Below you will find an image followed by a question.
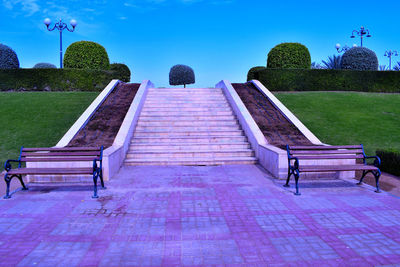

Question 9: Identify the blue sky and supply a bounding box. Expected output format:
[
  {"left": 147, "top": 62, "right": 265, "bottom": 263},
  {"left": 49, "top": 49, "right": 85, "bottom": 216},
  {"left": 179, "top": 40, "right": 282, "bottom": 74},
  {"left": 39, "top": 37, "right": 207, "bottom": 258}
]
[{"left": 1, "top": 0, "right": 400, "bottom": 87}]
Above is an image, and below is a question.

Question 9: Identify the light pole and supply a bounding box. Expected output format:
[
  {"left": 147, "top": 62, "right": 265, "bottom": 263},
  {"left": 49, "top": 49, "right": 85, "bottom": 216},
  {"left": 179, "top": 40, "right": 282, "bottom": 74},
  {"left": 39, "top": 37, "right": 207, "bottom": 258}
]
[
  {"left": 335, "top": 43, "right": 357, "bottom": 53},
  {"left": 384, "top": 50, "right": 398, "bottom": 70},
  {"left": 44, "top": 18, "right": 77, "bottom": 68},
  {"left": 350, "top": 26, "right": 371, "bottom": 47}
]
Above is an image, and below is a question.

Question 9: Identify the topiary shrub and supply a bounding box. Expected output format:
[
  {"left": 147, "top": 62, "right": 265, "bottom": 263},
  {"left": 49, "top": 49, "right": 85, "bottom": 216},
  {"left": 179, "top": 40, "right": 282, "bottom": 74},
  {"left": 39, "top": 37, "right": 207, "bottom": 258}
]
[
  {"left": 63, "top": 41, "right": 110, "bottom": 70},
  {"left": 340, "top": 47, "right": 378, "bottom": 71},
  {"left": 267, "top": 43, "right": 311, "bottom": 69},
  {"left": 110, "top": 63, "right": 131, "bottom": 82},
  {"left": 0, "top": 44, "right": 19, "bottom": 69},
  {"left": 247, "top": 66, "right": 266, "bottom": 81},
  {"left": 33, "top": 62, "right": 57, "bottom": 69},
  {"left": 169, "top": 64, "right": 195, "bottom": 88}
]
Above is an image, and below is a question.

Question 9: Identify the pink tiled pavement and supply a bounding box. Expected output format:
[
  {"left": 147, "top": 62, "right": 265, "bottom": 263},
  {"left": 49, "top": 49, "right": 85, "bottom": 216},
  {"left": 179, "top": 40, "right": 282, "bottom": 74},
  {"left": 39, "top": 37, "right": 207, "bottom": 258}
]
[{"left": 1, "top": 164, "right": 400, "bottom": 266}]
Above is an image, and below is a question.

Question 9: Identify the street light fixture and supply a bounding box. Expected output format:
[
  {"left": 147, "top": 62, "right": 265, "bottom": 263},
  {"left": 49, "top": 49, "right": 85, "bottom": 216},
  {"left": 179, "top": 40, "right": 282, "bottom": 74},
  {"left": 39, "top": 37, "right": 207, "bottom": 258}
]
[
  {"left": 44, "top": 18, "right": 77, "bottom": 68},
  {"left": 350, "top": 26, "right": 371, "bottom": 47},
  {"left": 335, "top": 43, "right": 357, "bottom": 53},
  {"left": 384, "top": 50, "right": 398, "bottom": 70}
]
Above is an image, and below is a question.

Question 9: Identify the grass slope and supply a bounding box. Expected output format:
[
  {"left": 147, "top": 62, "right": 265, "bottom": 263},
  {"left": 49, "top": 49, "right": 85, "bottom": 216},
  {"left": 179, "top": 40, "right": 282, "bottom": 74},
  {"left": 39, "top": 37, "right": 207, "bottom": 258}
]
[
  {"left": 0, "top": 92, "right": 98, "bottom": 166},
  {"left": 275, "top": 92, "right": 400, "bottom": 155}
]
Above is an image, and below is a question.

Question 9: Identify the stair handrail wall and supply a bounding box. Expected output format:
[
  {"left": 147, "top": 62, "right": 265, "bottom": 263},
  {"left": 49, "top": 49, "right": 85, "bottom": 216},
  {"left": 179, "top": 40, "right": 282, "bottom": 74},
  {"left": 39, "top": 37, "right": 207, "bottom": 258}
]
[
  {"left": 250, "top": 80, "right": 322, "bottom": 145},
  {"left": 216, "top": 80, "right": 267, "bottom": 158},
  {"left": 218, "top": 80, "right": 296, "bottom": 178},
  {"left": 102, "top": 80, "right": 154, "bottom": 180},
  {"left": 56, "top": 79, "right": 120, "bottom": 147}
]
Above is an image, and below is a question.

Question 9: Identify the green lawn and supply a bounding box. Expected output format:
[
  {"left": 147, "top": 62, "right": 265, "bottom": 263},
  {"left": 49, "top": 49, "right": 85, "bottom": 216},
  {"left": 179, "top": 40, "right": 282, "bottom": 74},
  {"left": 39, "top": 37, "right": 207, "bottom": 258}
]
[
  {"left": 0, "top": 92, "right": 98, "bottom": 166},
  {"left": 274, "top": 92, "right": 400, "bottom": 155}
]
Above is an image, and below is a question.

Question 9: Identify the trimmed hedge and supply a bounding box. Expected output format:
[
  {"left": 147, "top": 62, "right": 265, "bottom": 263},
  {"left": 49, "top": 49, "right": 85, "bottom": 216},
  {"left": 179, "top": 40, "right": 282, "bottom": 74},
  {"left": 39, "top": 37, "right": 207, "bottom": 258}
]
[
  {"left": 267, "top": 43, "right": 311, "bottom": 69},
  {"left": 376, "top": 150, "right": 400, "bottom": 176},
  {"left": 0, "top": 44, "right": 19, "bottom": 69},
  {"left": 0, "top": 68, "right": 126, "bottom": 91},
  {"left": 110, "top": 63, "right": 130, "bottom": 82},
  {"left": 247, "top": 68, "right": 400, "bottom": 92},
  {"left": 33, "top": 63, "right": 57, "bottom": 69},
  {"left": 247, "top": 66, "right": 266, "bottom": 81},
  {"left": 341, "top": 47, "right": 378, "bottom": 71},
  {"left": 64, "top": 41, "right": 110, "bottom": 70}
]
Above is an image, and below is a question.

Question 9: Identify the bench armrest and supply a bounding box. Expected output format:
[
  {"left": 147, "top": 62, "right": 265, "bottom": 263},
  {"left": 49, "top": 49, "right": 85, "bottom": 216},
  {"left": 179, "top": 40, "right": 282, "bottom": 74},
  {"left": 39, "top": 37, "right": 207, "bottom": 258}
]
[
  {"left": 4, "top": 159, "right": 21, "bottom": 172},
  {"left": 364, "top": 155, "right": 381, "bottom": 167}
]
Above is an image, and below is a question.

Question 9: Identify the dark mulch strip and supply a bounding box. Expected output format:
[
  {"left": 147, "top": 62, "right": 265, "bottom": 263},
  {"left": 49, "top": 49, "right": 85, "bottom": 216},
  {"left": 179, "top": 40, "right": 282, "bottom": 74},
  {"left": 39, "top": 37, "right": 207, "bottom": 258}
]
[
  {"left": 68, "top": 82, "right": 140, "bottom": 148},
  {"left": 232, "top": 82, "right": 312, "bottom": 149}
]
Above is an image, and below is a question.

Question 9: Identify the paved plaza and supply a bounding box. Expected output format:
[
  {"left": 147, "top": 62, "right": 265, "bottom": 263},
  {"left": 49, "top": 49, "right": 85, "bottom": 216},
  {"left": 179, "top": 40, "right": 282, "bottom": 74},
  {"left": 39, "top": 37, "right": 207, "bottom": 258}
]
[{"left": 1, "top": 165, "right": 400, "bottom": 266}]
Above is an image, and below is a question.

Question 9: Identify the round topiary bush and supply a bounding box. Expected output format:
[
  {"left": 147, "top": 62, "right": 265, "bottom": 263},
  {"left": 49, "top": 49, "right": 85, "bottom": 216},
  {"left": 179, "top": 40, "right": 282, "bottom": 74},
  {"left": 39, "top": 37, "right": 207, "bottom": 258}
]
[
  {"left": 110, "top": 63, "right": 131, "bottom": 82},
  {"left": 267, "top": 43, "right": 311, "bottom": 69},
  {"left": 33, "top": 62, "right": 57, "bottom": 69},
  {"left": 247, "top": 66, "right": 266, "bottom": 81},
  {"left": 169, "top": 64, "right": 195, "bottom": 88},
  {"left": 0, "top": 44, "right": 19, "bottom": 69},
  {"left": 63, "top": 41, "right": 110, "bottom": 70},
  {"left": 340, "top": 47, "right": 378, "bottom": 71}
]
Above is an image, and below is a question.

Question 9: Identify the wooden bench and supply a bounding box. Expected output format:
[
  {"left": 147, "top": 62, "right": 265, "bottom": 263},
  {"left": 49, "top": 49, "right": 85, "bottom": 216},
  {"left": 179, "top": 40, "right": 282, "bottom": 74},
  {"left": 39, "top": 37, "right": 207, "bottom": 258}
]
[
  {"left": 284, "top": 144, "right": 381, "bottom": 195},
  {"left": 3, "top": 146, "right": 105, "bottom": 199}
]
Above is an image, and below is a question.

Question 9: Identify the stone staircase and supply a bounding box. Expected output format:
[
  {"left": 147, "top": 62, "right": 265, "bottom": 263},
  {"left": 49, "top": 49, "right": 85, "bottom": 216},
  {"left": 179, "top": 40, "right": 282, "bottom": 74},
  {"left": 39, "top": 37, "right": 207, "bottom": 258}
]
[{"left": 124, "top": 87, "right": 257, "bottom": 165}]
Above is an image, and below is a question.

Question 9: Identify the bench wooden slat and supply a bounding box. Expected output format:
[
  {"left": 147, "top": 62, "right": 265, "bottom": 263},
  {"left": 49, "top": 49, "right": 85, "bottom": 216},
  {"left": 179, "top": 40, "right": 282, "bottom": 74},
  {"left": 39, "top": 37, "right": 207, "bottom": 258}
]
[
  {"left": 22, "top": 147, "right": 100, "bottom": 152},
  {"left": 293, "top": 154, "right": 364, "bottom": 160},
  {"left": 8, "top": 168, "right": 93, "bottom": 175},
  {"left": 299, "top": 164, "right": 378, "bottom": 172},
  {"left": 290, "top": 145, "right": 362, "bottom": 150},
  {"left": 23, "top": 157, "right": 100, "bottom": 162},
  {"left": 290, "top": 149, "right": 363, "bottom": 155},
  {"left": 21, "top": 152, "right": 100, "bottom": 157}
]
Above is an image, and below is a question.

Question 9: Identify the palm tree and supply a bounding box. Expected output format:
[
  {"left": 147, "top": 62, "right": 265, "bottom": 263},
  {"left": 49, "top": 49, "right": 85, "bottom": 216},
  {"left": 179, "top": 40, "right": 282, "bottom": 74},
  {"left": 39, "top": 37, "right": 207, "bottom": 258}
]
[
  {"left": 322, "top": 55, "right": 342, "bottom": 69},
  {"left": 311, "top": 62, "right": 323, "bottom": 69},
  {"left": 393, "top": 62, "right": 400, "bottom": 71}
]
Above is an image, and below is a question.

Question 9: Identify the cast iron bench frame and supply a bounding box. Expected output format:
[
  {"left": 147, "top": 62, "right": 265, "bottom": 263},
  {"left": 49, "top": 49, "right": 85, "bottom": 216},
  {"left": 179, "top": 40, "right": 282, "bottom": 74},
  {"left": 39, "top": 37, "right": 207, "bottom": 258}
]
[
  {"left": 3, "top": 146, "right": 105, "bottom": 199},
  {"left": 284, "top": 144, "right": 381, "bottom": 195}
]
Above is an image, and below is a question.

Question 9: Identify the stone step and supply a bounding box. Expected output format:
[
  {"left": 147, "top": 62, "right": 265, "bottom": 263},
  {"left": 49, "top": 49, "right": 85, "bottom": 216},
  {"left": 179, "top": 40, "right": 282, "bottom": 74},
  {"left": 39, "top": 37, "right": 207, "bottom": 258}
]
[
  {"left": 136, "top": 120, "right": 238, "bottom": 126},
  {"left": 129, "top": 143, "right": 251, "bottom": 150},
  {"left": 133, "top": 129, "right": 244, "bottom": 136},
  {"left": 146, "top": 94, "right": 224, "bottom": 98},
  {"left": 145, "top": 100, "right": 228, "bottom": 104},
  {"left": 142, "top": 107, "right": 232, "bottom": 112},
  {"left": 126, "top": 149, "right": 254, "bottom": 158},
  {"left": 135, "top": 126, "right": 241, "bottom": 132},
  {"left": 138, "top": 115, "right": 236, "bottom": 121},
  {"left": 148, "top": 88, "right": 221, "bottom": 92},
  {"left": 124, "top": 157, "right": 257, "bottom": 166},
  {"left": 131, "top": 135, "right": 247, "bottom": 142},
  {"left": 140, "top": 111, "right": 234, "bottom": 116},
  {"left": 146, "top": 92, "right": 224, "bottom": 96},
  {"left": 142, "top": 103, "right": 230, "bottom": 108}
]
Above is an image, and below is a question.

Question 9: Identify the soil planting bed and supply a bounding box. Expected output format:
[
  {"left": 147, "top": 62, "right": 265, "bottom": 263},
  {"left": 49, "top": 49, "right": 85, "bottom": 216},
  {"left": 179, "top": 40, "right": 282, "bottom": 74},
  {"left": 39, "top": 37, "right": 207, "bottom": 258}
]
[
  {"left": 232, "top": 82, "right": 312, "bottom": 149},
  {"left": 68, "top": 82, "right": 140, "bottom": 148}
]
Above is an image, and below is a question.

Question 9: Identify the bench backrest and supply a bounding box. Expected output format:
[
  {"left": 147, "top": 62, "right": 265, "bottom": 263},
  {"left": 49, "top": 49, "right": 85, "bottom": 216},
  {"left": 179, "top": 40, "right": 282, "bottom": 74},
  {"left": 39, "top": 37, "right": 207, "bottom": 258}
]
[
  {"left": 19, "top": 146, "right": 103, "bottom": 163},
  {"left": 287, "top": 145, "right": 366, "bottom": 160}
]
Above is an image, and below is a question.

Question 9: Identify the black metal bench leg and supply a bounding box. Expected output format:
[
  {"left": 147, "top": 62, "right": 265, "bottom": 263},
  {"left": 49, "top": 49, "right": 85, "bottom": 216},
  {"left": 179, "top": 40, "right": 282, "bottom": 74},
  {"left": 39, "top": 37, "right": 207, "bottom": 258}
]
[
  {"left": 294, "top": 171, "right": 301, "bottom": 196},
  {"left": 374, "top": 170, "right": 381, "bottom": 193},
  {"left": 357, "top": 170, "right": 368, "bottom": 185},
  {"left": 284, "top": 169, "right": 292, "bottom": 188},
  {"left": 4, "top": 173, "right": 11, "bottom": 199},
  {"left": 99, "top": 170, "right": 106, "bottom": 189},
  {"left": 17, "top": 175, "right": 28, "bottom": 191},
  {"left": 92, "top": 172, "right": 99, "bottom": 199}
]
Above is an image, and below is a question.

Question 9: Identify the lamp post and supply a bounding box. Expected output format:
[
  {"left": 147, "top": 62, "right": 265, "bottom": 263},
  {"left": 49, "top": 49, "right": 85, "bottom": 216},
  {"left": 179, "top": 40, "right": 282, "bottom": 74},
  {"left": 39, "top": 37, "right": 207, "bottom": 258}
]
[
  {"left": 44, "top": 18, "right": 77, "bottom": 68},
  {"left": 384, "top": 50, "right": 398, "bottom": 70},
  {"left": 350, "top": 26, "right": 371, "bottom": 47},
  {"left": 335, "top": 43, "right": 357, "bottom": 53}
]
